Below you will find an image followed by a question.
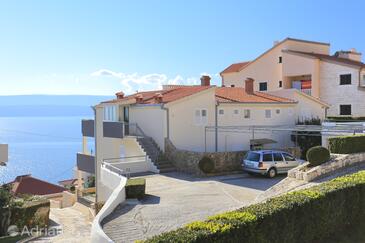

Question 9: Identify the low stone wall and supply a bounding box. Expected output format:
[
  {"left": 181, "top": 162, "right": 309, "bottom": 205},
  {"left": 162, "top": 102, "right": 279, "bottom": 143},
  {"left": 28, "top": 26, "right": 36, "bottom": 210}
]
[
  {"left": 165, "top": 139, "right": 245, "bottom": 175},
  {"left": 288, "top": 152, "right": 365, "bottom": 182}
]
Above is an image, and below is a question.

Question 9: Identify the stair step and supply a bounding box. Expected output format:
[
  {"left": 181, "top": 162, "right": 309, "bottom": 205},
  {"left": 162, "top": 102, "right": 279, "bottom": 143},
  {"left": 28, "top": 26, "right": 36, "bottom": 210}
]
[{"left": 159, "top": 167, "right": 177, "bottom": 173}]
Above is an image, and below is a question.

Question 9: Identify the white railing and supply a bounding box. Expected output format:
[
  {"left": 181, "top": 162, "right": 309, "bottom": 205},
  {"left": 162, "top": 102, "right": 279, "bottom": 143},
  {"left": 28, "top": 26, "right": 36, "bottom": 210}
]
[{"left": 91, "top": 163, "right": 127, "bottom": 243}]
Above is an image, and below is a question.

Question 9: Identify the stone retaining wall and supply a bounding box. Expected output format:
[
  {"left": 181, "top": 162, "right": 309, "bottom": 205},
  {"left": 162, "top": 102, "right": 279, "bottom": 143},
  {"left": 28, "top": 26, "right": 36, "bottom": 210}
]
[
  {"left": 165, "top": 139, "right": 245, "bottom": 175},
  {"left": 288, "top": 152, "right": 365, "bottom": 182}
]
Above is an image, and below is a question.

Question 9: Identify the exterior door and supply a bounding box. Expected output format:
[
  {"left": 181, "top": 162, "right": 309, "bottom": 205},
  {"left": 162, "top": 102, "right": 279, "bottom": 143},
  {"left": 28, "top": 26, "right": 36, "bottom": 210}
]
[{"left": 273, "top": 152, "right": 286, "bottom": 173}]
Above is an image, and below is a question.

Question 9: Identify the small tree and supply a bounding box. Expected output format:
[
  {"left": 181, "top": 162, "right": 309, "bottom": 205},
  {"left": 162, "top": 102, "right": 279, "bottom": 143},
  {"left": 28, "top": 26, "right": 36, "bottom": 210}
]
[
  {"left": 291, "top": 117, "right": 322, "bottom": 159},
  {"left": 0, "top": 185, "right": 12, "bottom": 208}
]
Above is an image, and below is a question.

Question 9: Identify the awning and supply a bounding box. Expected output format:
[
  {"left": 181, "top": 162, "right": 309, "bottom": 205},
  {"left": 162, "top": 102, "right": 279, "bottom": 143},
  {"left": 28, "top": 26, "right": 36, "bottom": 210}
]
[{"left": 250, "top": 138, "right": 277, "bottom": 145}]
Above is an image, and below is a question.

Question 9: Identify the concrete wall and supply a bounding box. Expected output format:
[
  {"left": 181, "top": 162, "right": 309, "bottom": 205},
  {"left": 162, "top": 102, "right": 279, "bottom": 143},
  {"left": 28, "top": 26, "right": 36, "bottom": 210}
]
[
  {"left": 166, "top": 88, "right": 216, "bottom": 152},
  {"left": 319, "top": 62, "right": 365, "bottom": 117},
  {"left": 129, "top": 105, "right": 166, "bottom": 151},
  {"left": 0, "top": 144, "right": 8, "bottom": 164},
  {"left": 91, "top": 167, "right": 127, "bottom": 243},
  {"left": 165, "top": 139, "right": 245, "bottom": 175}
]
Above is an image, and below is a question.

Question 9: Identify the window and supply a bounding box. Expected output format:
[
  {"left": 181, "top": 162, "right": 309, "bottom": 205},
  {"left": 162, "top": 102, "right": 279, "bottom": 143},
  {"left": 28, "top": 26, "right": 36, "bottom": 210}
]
[
  {"left": 246, "top": 152, "right": 260, "bottom": 162},
  {"left": 340, "top": 105, "right": 352, "bottom": 116},
  {"left": 233, "top": 109, "right": 239, "bottom": 115},
  {"left": 195, "top": 109, "right": 208, "bottom": 125},
  {"left": 265, "top": 109, "right": 271, "bottom": 118},
  {"left": 340, "top": 74, "right": 352, "bottom": 85},
  {"left": 273, "top": 153, "right": 283, "bottom": 162},
  {"left": 244, "top": 109, "right": 251, "bottom": 119},
  {"left": 279, "top": 80, "right": 283, "bottom": 88},
  {"left": 263, "top": 153, "right": 273, "bottom": 162},
  {"left": 283, "top": 153, "right": 295, "bottom": 162},
  {"left": 103, "top": 105, "right": 117, "bottom": 121},
  {"left": 276, "top": 109, "right": 280, "bottom": 114},
  {"left": 279, "top": 56, "right": 282, "bottom": 63},
  {"left": 259, "top": 82, "right": 268, "bottom": 91},
  {"left": 218, "top": 109, "right": 224, "bottom": 115},
  {"left": 231, "top": 84, "right": 235, "bottom": 87}
]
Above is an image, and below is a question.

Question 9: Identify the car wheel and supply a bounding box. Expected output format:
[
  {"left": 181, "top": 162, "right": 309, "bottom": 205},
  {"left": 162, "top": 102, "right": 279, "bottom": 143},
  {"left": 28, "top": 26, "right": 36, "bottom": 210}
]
[{"left": 267, "top": 168, "right": 277, "bottom": 178}]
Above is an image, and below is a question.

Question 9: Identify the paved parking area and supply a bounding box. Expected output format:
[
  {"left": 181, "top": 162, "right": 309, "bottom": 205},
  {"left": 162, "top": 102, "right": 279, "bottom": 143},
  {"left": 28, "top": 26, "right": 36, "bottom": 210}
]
[{"left": 102, "top": 172, "right": 284, "bottom": 243}]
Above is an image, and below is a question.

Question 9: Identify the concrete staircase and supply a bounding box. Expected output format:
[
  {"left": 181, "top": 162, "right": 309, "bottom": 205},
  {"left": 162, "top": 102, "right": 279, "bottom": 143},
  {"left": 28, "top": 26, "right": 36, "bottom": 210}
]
[{"left": 137, "top": 137, "right": 176, "bottom": 173}]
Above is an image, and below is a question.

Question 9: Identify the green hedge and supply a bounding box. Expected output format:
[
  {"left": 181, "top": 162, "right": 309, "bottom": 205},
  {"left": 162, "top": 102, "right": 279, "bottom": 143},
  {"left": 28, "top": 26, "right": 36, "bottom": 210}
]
[
  {"left": 328, "top": 135, "right": 365, "bottom": 154},
  {"left": 143, "top": 171, "right": 365, "bottom": 243},
  {"left": 198, "top": 156, "right": 215, "bottom": 173},
  {"left": 306, "top": 146, "right": 330, "bottom": 166},
  {"left": 126, "top": 178, "right": 146, "bottom": 200}
]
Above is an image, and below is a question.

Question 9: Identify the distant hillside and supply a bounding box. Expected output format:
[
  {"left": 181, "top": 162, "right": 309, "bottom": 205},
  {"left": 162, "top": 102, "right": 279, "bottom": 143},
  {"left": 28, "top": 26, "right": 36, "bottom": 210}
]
[{"left": 0, "top": 95, "right": 114, "bottom": 117}]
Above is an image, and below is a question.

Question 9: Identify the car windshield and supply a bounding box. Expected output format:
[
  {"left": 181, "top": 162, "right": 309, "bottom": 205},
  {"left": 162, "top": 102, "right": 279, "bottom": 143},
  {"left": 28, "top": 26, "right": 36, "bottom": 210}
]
[{"left": 246, "top": 152, "right": 260, "bottom": 162}]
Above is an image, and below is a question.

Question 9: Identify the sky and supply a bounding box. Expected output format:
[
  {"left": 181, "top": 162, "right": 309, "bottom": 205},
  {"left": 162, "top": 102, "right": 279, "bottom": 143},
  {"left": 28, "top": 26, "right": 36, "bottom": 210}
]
[{"left": 1, "top": 0, "right": 364, "bottom": 95}]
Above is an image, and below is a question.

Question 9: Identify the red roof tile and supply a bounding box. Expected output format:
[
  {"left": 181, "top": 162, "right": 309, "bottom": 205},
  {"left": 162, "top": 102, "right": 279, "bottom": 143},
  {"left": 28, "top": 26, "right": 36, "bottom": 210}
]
[
  {"left": 102, "top": 86, "right": 212, "bottom": 105},
  {"left": 220, "top": 61, "right": 251, "bottom": 74},
  {"left": 215, "top": 87, "right": 296, "bottom": 103},
  {"left": 9, "top": 175, "right": 66, "bottom": 196},
  {"left": 285, "top": 50, "right": 365, "bottom": 68}
]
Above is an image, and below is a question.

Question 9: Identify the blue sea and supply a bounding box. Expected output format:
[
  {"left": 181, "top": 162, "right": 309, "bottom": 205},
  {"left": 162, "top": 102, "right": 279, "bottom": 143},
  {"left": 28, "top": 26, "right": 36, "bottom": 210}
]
[{"left": 0, "top": 116, "right": 93, "bottom": 184}]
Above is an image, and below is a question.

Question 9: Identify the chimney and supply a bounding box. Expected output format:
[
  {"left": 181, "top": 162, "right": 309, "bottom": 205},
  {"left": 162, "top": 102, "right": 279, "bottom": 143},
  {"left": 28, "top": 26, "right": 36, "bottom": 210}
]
[
  {"left": 116, "top": 91, "right": 124, "bottom": 99},
  {"left": 200, "top": 75, "right": 211, "bottom": 86},
  {"left": 334, "top": 49, "right": 362, "bottom": 62},
  {"left": 155, "top": 93, "right": 163, "bottom": 103},
  {"left": 135, "top": 94, "right": 143, "bottom": 103},
  {"left": 245, "top": 78, "right": 254, "bottom": 95}
]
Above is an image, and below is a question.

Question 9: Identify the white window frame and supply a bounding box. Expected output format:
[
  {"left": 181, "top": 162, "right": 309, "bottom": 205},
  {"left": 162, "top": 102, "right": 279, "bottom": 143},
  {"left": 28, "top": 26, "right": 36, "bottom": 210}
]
[
  {"left": 194, "top": 109, "right": 208, "bottom": 126},
  {"left": 244, "top": 109, "right": 251, "bottom": 119},
  {"left": 103, "top": 105, "right": 118, "bottom": 121},
  {"left": 265, "top": 109, "right": 272, "bottom": 118}
]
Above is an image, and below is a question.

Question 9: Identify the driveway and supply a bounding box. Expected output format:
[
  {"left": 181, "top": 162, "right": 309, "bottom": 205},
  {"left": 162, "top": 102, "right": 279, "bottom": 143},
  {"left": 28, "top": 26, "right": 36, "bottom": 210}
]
[{"left": 102, "top": 172, "right": 284, "bottom": 243}]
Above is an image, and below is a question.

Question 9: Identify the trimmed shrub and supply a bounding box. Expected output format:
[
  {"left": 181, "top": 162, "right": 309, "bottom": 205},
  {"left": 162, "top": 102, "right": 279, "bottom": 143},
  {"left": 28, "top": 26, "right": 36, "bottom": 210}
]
[
  {"left": 306, "top": 146, "right": 330, "bottom": 166},
  {"left": 126, "top": 178, "right": 146, "bottom": 200},
  {"left": 329, "top": 135, "right": 365, "bottom": 154},
  {"left": 198, "top": 156, "right": 215, "bottom": 173},
  {"left": 143, "top": 171, "right": 365, "bottom": 243}
]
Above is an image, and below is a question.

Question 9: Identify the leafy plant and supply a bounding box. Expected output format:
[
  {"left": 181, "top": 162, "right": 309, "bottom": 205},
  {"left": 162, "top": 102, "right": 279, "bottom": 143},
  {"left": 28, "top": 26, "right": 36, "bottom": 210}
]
[
  {"left": 329, "top": 135, "right": 365, "bottom": 154},
  {"left": 198, "top": 156, "right": 215, "bottom": 173},
  {"left": 306, "top": 146, "right": 330, "bottom": 166},
  {"left": 143, "top": 171, "right": 365, "bottom": 243}
]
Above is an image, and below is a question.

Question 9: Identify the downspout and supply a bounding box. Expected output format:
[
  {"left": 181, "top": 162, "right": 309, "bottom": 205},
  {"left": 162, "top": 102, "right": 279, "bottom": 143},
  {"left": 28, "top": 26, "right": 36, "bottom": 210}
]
[
  {"left": 91, "top": 105, "right": 98, "bottom": 203},
  {"left": 161, "top": 104, "right": 170, "bottom": 142},
  {"left": 215, "top": 102, "right": 218, "bottom": 152}
]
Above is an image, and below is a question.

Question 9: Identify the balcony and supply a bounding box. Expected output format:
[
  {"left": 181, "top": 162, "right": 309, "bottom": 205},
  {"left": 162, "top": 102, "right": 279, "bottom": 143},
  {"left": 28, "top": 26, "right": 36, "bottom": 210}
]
[
  {"left": 77, "top": 153, "right": 95, "bottom": 174},
  {"left": 82, "top": 119, "right": 95, "bottom": 137},
  {"left": 81, "top": 119, "right": 124, "bottom": 139}
]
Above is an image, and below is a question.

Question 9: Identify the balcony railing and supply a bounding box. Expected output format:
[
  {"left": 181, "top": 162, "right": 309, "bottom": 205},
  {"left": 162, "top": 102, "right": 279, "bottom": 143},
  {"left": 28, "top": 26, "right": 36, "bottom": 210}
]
[
  {"left": 81, "top": 119, "right": 124, "bottom": 139},
  {"left": 77, "top": 153, "right": 95, "bottom": 174}
]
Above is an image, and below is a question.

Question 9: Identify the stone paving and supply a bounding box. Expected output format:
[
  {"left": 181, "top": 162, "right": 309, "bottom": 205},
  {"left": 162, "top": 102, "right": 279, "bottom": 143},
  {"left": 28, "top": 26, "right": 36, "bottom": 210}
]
[
  {"left": 102, "top": 172, "right": 284, "bottom": 243},
  {"left": 30, "top": 206, "right": 91, "bottom": 243}
]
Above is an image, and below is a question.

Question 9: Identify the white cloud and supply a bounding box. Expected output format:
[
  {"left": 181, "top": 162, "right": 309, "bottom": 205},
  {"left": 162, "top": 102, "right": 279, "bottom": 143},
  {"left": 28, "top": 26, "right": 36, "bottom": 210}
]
[{"left": 91, "top": 69, "right": 209, "bottom": 94}]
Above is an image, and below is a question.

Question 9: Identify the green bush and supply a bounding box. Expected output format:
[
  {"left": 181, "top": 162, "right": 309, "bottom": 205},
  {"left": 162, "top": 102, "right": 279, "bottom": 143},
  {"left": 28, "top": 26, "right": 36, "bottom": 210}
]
[
  {"left": 329, "top": 135, "right": 365, "bottom": 154},
  {"left": 306, "top": 146, "right": 330, "bottom": 166},
  {"left": 198, "top": 156, "right": 215, "bottom": 173},
  {"left": 126, "top": 178, "right": 146, "bottom": 200},
  {"left": 143, "top": 171, "right": 365, "bottom": 243}
]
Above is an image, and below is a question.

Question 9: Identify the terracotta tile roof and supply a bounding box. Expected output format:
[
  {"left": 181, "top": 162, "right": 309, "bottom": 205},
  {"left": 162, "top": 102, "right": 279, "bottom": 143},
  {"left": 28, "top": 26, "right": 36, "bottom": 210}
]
[
  {"left": 9, "top": 175, "right": 66, "bottom": 196},
  {"left": 220, "top": 61, "right": 251, "bottom": 74},
  {"left": 58, "top": 178, "right": 77, "bottom": 187},
  {"left": 215, "top": 87, "right": 296, "bottom": 103},
  {"left": 102, "top": 86, "right": 212, "bottom": 105},
  {"left": 285, "top": 50, "right": 365, "bottom": 68}
]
